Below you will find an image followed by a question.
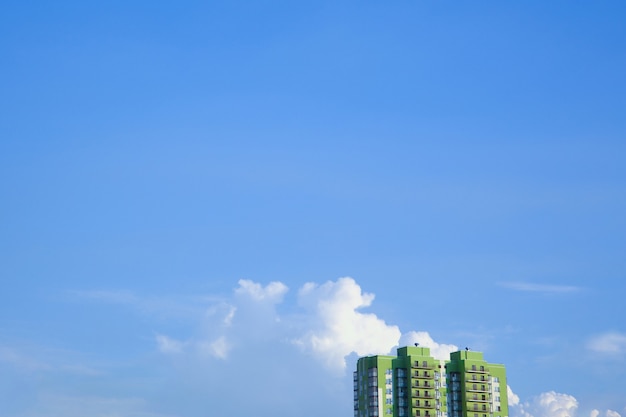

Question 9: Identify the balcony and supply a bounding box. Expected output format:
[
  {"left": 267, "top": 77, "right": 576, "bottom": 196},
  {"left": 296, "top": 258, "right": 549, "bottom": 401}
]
[
  {"left": 466, "top": 366, "right": 489, "bottom": 374},
  {"left": 467, "top": 395, "right": 491, "bottom": 403},
  {"left": 466, "top": 403, "right": 489, "bottom": 413},
  {"left": 466, "top": 384, "right": 489, "bottom": 393},
  {"left": 414, "top": 402, "right": 436, "bottom": 409},
  {"left": 413, "top": 362, "right": 436, "bottom": 369},
  {"left": 413, "top": 372, "right": 433, "bottom": 379}
]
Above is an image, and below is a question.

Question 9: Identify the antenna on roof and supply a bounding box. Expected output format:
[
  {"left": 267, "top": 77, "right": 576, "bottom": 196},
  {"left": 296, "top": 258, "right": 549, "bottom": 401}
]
[{"left": 465, "top": 347, "right": 470, "bottom": 351}]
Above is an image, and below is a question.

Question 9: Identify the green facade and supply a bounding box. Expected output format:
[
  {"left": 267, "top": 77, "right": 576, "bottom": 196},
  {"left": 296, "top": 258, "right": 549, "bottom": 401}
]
[
  {"left": 354, "top": 346, "right": 447, "bottom": 417},
  {"left": 354, "top": 348, "right": 507, "bottom": 417},
  {"left": 445, "top": 351, "right": 508, "bottom": 417}
]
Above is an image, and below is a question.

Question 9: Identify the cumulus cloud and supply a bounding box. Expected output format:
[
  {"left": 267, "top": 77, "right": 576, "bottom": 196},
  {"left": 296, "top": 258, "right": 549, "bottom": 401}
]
[
  {"left": 235, "top": 279, "right": 288, "bottom": 303},
  {"left": 508, "top": 386, "right": 520, "bottom": 406},
  {"left": 510, "top": 390, "right": 578, "bottom": 417},
  {"left": 587, "top": 332, "right": 626, "bottom": 356},
  {"left": 399, "top": 331, "right": 458, "bottom": 361},
  {"left": 293, "top": 277, "right": 401, "bottom": 371},
  {"left": 591, "top": 410, "right": 623, "bottom": 417}
]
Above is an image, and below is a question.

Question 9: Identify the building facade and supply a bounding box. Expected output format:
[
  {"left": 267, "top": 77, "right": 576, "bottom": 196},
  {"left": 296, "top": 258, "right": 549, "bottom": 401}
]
[
  {"left": 354, "top": 347, "right": 508, "bottom": 417},
  {"left": 445, "top": 350, "right": 507, "bottom": 417}
]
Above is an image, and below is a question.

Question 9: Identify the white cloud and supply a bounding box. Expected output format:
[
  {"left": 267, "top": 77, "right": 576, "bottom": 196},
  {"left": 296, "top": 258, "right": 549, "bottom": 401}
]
[
  {"left": 154, "top": 280, "right": 288, "bottom": 360},
  {"left": 587, "top": 332, "right": 626, "bottom": 356},
  {"left": 235, "top": 279, "right": 288, "bottom": 303},
  {"left": 205, "top": 302, "right": 237, "bottom": 327},
  {"left": 510, "top": 390, "right": 578, "bottom": 417},
  {"left": 200, "top": 336, "right": 231, "bottom": 359},
  {"left": 293, "top": 277, "right": 401, "bottom": 372},
  {"left": 399, "top": 331, "right": 458, "bottom": 361},
  {"left": 155, "top": 334, "right": 185, "bottom": 354},
  {"left": 508, "top": 386, "right": 520, "bottom": 406},
  {"left": 223, "top": 305, "right": 236, "bottom": 326},
  {"left": 498, "top": 282, "right": 581, "bottom": 294},
  {"left": 591, "top": 410, "right": 622, "bottom": 417}
]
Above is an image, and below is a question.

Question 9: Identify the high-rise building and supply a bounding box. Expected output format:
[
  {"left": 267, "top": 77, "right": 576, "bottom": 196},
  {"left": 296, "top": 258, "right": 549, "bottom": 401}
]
[
  {"left": 353, "top": 347, "right": 508, "bottom": 417},
  {"left": 445, "top": 350, "right": 508, "bottom": 417}
]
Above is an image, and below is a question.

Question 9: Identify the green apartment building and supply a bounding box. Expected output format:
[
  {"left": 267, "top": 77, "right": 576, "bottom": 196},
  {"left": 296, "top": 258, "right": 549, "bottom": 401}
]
[
  {"left": 446, "top": 350, "right": 507, "bottom": 417},
  {"left": 353, "top": 347, "right": 508, "bottom": 417}
]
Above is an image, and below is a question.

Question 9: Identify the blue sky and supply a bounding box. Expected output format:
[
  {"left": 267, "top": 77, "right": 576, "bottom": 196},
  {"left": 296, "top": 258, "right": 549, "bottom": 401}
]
[{"left": 1, "top": 1, "right": 625, "bottom": 416}]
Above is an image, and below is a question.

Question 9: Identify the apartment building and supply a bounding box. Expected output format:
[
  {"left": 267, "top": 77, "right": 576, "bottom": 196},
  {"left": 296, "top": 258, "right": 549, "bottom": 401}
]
[{"left": 354, "top": 346, "right": 508, "bottom": 417}]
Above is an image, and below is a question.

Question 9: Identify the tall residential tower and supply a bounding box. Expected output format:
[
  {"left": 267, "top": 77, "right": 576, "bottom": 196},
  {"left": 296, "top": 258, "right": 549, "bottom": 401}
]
[{"left": 354, "top": 347, "right": 508, "bottom": 417}]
